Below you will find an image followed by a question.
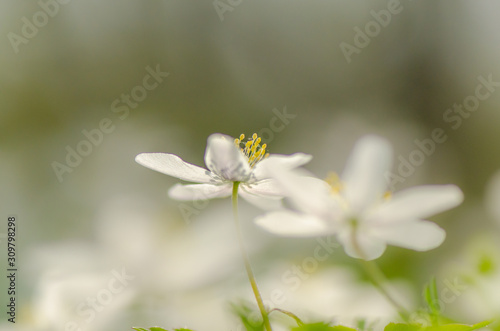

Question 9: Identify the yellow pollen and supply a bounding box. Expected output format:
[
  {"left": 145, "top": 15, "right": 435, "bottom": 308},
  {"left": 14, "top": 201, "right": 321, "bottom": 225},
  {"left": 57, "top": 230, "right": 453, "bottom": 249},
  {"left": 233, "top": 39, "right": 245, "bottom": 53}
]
[
  {"left": 383, "top": 191, "right": 392, "bottom": 200},
  {"left": 234, "top": 133, "right": 270, "bottom": 168},
  {"left": 325, "top": 172, "right": 343, "bottom": 193}
]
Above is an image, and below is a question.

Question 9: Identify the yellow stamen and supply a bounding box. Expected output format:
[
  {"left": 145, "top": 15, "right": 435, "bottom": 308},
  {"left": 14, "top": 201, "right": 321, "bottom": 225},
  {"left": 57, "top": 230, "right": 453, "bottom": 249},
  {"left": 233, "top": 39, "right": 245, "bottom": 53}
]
[
  {"left": 383, "top": 191, "right": 392, "bottom": 200},
  {"left": 235, "top": 133, "right": 270, "bottom": 168},
  {"left": 325, "top": 172, "right": 343, "bottom": 193}
]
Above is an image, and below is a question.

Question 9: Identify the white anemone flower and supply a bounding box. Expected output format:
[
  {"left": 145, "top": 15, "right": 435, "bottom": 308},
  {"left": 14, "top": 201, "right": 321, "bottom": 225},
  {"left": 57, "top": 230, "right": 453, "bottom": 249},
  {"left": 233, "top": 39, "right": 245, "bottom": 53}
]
[
  {"left": 255, "top": 135, "right": 464, "bottom": 260},
  {"left": 135, "top": 133, "right": 312, "bottom": 210}
]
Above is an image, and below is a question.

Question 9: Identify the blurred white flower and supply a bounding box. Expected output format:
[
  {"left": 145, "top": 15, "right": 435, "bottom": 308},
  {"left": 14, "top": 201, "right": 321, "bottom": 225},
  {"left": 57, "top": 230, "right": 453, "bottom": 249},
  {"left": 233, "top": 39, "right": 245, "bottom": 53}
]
[
  {"left": 31, "top": 270, "right": 136, "bottom": 331},
  {"left": 256, "top": 135, "right": 464, "bottom": 260},
  {"left": 439, "top": 235, "right": 500, "bottom": 322},
  {"left": 136, "top": 133, "right": 311, "bottom": 209},
  {"left": 18, "top": 195, "right": 259, "bottom": 331},
  {"left": 260, "top": 265, "right": 414, "bottom": 330}
]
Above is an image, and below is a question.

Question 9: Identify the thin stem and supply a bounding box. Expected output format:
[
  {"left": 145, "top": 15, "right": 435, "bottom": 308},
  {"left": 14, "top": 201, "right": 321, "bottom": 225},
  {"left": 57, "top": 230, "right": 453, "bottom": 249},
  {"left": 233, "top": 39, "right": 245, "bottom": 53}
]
[
  {"left": 269, "top": 308, "right": 304, "bottom": 326},
  {"left": 350, "top": 229, "right": 410, "bottom": 322},
  {"left": 232, "top": 182, "right": 272, "bottom": 331}
]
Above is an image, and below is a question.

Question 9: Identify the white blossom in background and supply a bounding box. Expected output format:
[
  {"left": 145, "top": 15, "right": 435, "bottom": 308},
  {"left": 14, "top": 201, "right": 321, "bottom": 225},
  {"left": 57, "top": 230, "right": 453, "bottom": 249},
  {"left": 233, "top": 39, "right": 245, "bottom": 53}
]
[
  {"left": 438, "top": 234, "right": 500, "bottom": 322},
  {"left": 256, "top": 135, "right": 464, "bottom": 260},
  {"left": 136, "top": 133, "right": 312, "bottom": 210},
  {"left": 16, "top": 196, "right": 268, "bottom": 331},
  {"left": 260, "top": 265, "right": 414, "bottom": 330}
]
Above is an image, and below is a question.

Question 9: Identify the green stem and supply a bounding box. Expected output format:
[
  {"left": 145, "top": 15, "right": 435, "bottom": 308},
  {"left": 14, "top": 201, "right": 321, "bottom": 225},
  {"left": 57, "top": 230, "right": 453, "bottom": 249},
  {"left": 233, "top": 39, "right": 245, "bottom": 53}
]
[
  {"left": 350, "top": 229, "right": 410, "bottom": 322},
  {"left": 232, "top": 182, "right": 273, "bottom": 331},
  {"left": 269, "top": 308, "right": 304, "bottom": 326}
]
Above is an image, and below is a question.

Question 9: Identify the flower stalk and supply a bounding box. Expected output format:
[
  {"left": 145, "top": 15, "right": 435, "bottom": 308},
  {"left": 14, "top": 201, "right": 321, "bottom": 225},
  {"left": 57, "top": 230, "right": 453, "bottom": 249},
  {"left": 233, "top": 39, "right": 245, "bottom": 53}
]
[
  {"left": 351, "top": 229, "right": 410, "bottom": 322},
  {"left": 232, "top": 182, "right": 272, "bottom": 331}
]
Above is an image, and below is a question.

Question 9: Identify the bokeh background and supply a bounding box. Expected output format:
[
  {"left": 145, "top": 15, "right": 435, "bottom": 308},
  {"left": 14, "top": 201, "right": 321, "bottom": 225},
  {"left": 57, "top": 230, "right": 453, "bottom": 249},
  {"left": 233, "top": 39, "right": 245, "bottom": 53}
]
[{"left": 2, "top": 1, "right": 500, "bottom": 330}]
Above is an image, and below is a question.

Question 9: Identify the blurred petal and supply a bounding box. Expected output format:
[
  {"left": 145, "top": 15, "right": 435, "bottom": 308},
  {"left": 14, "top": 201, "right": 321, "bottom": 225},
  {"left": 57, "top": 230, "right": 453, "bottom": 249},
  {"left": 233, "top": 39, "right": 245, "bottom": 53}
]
[
  {"left": 243, "top": 179, "right": 285, "bottom": 196},
  {"left": 373, "top": 220, "right": 446, "bottom": 251},
  {"left": 371, "top": 185, "right": 463, "bottom": 223},
  {"left": 252, "top": 153, "right": 312, "bottom": 179},
  {"left": 204, "top": 133, "right": 251, "bottom": 181},
  {"left": 341, "top": 135, "right": 393, "bottom": 213},
  {"left": 168, "top": 183, "right": 232, "bottom": 201},
  {"left": 136, "top": 153, "right": 216, "bottom": 183},
  {"left": 239, "top": 188, "right": 283, "bottom": 210},
  {"left": 255, "top": 210, "right": 330, "bottom": 236},
  {"left": 338, "top": 229, "right": 387, "bottom": 260},
  {"left": 264, "top": 161, "right": 341, "bottom": 217}
]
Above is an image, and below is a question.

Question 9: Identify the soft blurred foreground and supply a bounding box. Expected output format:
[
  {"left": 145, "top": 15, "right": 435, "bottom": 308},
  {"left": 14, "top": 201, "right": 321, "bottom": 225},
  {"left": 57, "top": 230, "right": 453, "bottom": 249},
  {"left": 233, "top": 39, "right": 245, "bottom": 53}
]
[{"left": 2, "top": 1, "right": 500, "bottom": 330}]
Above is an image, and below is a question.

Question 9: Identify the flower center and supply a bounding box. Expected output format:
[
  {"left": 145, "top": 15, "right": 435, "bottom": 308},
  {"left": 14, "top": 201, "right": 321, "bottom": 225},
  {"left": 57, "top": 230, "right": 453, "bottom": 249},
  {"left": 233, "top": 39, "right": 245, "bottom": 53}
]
[
  {"left": 234, "top": 133, "right": 269, "bottom": 168},
  {"left": 325, "top": 172, "right": 392, "bottom": 200},
  {"left": 325, "top": 172, "right": 343, "bottom": 194}
]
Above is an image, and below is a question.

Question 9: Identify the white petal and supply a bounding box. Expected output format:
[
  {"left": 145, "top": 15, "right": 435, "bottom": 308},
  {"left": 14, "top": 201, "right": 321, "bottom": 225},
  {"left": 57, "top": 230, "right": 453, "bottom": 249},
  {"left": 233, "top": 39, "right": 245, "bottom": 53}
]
[
  {"left": 371, "top": 185, "right": 464, "bottom": 223},
  {"left": 242, "top": 179, "right": 286, "bottom": 197},
  {"left": 337, "top": 229, "right": 387, "bottom": 260},
  {"left": 204, "top": 133, "right": 251, "bottom": 181},
  {"left": 372, "top": 220, "right": 446, "bottom": 251},
  {"left": 136, "top": 153, "right": 217, "bottom": 184},
  {"left": 255, "top": 210, "right": 330, "bottom": 236},
  {"left": 263, "top": 160, "right": 341, "bottom": 217},
  {"left": 341, "top": 135, "right": 393, "bottom": 213},
  {"left": 239, "top": 187, "right": 283, "bottom": 210},
  {"left": 252, "top": 153, "right": 312, "bottom": 180},
  {"left": 168, "top": 183, "right": 232, "bottom": 201}
]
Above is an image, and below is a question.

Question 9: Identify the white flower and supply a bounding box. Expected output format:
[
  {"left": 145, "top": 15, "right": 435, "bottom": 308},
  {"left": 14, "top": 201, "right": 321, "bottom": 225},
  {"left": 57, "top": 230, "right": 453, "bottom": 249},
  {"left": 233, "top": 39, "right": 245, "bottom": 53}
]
[
  {"left": 255, "top": 135, "right": 464, "bottom": 260},
  {"left": 135, "top": 133, "right": 312, "bottom": 210}
]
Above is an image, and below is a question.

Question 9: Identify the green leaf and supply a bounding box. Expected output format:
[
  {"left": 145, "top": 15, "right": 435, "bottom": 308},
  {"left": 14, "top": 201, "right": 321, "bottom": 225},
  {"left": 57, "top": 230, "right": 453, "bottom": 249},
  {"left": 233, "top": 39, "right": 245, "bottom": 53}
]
[
  {"left": 230, "top": 301, "right": 265, "bottom": 331},
  {"left": 173, "top": 329, "right": 196, "bottom": 331},
  {"left": 424, "top": 320, "right": 492, "bottom": 331},
  {"left": 478, "top": 254, "right": 496, "bottom": 275},
  {"left": 291, "top": 322, "right": 357, "bottom": 331},
  {"left": 384, "top": 323, "right": 422, "bottom": 331},
  {"left": 384, "top": 320, "right": 492, "bottom": 331},
  {"left": 424, "top": 277, "right": 441, "bottom": 324}
]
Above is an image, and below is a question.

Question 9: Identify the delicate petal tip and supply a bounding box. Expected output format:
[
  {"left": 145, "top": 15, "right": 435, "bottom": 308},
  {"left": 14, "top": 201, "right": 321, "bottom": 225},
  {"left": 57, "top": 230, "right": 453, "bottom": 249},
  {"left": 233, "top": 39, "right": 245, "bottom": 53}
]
[
  {"left": 207, "top": 133, "right": 233, "bottom": 143},
  {"left": 341, "top": 135, "right": 393, "bottom": 212},
  {"left": 351, "top": 135, "right": 393, "bottom": 164},
  {"left": 372, "top": 184, "right": 464, "bottom": 223},
  {"left": 443, "top": 184, "right": 465, "bottom": 206},
  {"left": 255, "top": 211, "right": 330, "bottom": 237},
  {"left": 135, "top": 152, "right": 157, "bottom": 166},
  {"left": 135, "top": 153, "right": 216, "bottom": 184},
  {"left": 373, "top": 220, "right": 446, "bottom": 252},
  {"left": 204, "top": 133, "right": 251, "bottom": 181},
  {"left": 338, "top": 230, "right": 387, "bottom": 260},
  {"left": 267, "top": 152, "right": 313, "bottom": 167},
  {"left": 431, "top": 184, "right": 464, "bottom": 213}
]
